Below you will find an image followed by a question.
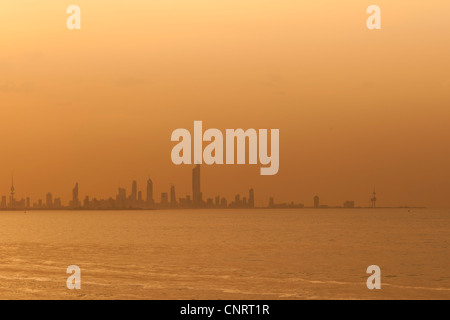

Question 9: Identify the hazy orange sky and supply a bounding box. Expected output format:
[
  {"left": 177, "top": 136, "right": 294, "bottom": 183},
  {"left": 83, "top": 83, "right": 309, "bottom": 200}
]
[{"left": 0, "top": 1, "right": 449, "bottom": 207}]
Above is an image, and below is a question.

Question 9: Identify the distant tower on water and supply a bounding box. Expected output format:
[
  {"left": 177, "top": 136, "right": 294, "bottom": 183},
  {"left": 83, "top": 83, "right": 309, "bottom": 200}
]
[
  {"left": 146, "top": 178, "right": 154, "bottom": 206},
  {"left": 248, "top": 189, "right": 255, "bottom": 208},
  {"left": 192, "top": 164, "right": 202, "bottom": 208},
  {"left": 70, "top": 183, "right": 81, "bottom": 208},
  {"left": 9, "top": 175, "right": 15, "bottom": 209},
  {"left": 314, "top": 195, "right": 319, "bottom": 208},
  {"left": 131, "top": 180, "right": 137, "bottom": 203},
  {"left": 170, "top": 185, "right": 177, "bottom": 207},
  {"left": 371, "top": 190, "right": 377, "bottom": 208}
]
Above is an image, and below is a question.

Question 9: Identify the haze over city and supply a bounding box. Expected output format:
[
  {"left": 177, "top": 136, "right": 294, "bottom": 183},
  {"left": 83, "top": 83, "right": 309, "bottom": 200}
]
[
  {"left": 1, "top": 165, "right": 390, "bottom": 210},
  {"left": 1, "top": 1, "right": 450, "bottom": 207}
]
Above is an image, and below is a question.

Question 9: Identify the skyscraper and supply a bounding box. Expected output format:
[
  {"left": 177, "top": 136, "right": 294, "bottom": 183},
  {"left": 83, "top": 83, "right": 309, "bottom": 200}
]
[
  {"left": 46, "top": 192, "right": 53, "bottom": 208},
  {"left": 130, "top": 180, "right": 137, "bottom": 203},
  {"left": 235, "top": 194, "right": 240, "bottom": 206},
  {"left": 249, "top": 188, "right": 255, "bottom": 208},
  {"left": 314, "top": 195, "right": 320, "bottom": 208},
  {"left": 215, "top": 196, "right": 220, "bottom": 207},
  {"left": 170, "top": 185, "right": 177, "bottom": 207},
  {"left": 9, "top": 176, "right": 16, "bottom": 209},
  {"left": 70, "top": 183, "right": 80, "bottom": 208},
  {"left": 146, "top": 178, "right": 153, "bottom": 206},
  {"left": 9, "top": 176, "right": 15, "bottom": 209},
  {"left": 192, "top": 164, "right": 202, "bottom": 207}
]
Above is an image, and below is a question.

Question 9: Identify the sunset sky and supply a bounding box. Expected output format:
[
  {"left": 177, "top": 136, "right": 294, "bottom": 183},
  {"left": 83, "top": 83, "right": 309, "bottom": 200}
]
[{"left": 0, "top": 1, "right": 449, "bottom": 207}]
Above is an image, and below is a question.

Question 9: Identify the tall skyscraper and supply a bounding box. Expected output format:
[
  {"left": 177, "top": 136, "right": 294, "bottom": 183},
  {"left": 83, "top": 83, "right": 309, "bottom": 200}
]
[
  {"left": 215, "top": 196, "right": 220, "bottom": 207},
  {"left": 314, "top": 195, "right": 320, "bottom": 208},
  {"left": 9, "top": 176, "right": 15, "bottom": 209},
  {"left": 70, "top": 183, "right": 80, "bottom": 208},
  {"left": 192, "top": 164, "right": 201, "bottom": 207},
  {"left": 249, "top": 188, "right": 255, "bottom": 208},
  {"left": 146, "top": 178, "right": 153, "bottom": 205},
  {"left": 170, "top": 185, "right": 176, "bottom": 207},
  {"left": 130, "top": 180, "right": 137, "bottom": 203},
  {"left": 46, "top": 192, "right": 53, "bottom": 208}
]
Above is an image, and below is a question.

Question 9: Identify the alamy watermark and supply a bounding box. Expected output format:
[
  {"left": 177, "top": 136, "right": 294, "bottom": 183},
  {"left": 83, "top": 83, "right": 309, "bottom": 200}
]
[
  {"left": 366, "top": 265, "right": 381, "bottom": 289},
  {"left": 171, "top": 121, "right": 280, "bottom": 175},
  {"left": 66, "top": 265, "right": 81, "bottom": 290},
  {"left": 66, "top": 5, "right": 81, "bottom": 30},
  {"left": 65, "top": 5, "right": 380, "bottom": 31},
  {"left": 367, "top": 5, "right": 381, "bottom": 30}
]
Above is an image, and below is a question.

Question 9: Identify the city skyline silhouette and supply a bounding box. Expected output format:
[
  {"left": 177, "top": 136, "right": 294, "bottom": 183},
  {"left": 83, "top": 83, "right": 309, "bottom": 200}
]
[
  {"left": 0, "top": 165, "right": 418, "bottom": 211},
  {"left": 2, "top": 2, "right": 449, "bottom": 209}
]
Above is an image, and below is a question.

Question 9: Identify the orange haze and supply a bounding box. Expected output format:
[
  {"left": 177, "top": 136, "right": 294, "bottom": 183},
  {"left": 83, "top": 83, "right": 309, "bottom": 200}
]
[{"left": 0, "top": 0, "right": 449, "bottom": 207}]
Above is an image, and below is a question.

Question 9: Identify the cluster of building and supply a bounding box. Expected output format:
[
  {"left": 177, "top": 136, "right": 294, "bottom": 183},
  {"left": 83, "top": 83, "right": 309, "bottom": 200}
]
[
  {"left": 267, "top": 195, "right": 356, "bottom": 209},
  {"left": 1, "top": 165, "right": 255, "bottom": 210},
  {"left": 1, "top": 166, "right": 368, "bottom": 210},
  {"left": 0, "top": 178, "right": 64, "bottom": 210}
]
